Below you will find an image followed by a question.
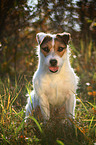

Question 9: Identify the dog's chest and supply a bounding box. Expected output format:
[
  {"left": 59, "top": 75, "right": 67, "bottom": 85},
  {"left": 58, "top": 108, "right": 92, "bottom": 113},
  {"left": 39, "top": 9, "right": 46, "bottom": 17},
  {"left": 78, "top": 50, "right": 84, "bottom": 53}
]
[
  {"left": 44, "top": 79, "right": 68, "bottom": 105},
  {"left": 34, "top": 73, "right": 74, "bottom": 106}
]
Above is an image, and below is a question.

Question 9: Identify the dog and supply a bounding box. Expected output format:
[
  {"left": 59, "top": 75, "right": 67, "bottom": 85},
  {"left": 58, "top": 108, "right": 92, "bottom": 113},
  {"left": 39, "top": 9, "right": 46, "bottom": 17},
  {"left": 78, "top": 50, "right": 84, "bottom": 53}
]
[{"left": 25, "top": 32, "right": 78, "bottom": 121}]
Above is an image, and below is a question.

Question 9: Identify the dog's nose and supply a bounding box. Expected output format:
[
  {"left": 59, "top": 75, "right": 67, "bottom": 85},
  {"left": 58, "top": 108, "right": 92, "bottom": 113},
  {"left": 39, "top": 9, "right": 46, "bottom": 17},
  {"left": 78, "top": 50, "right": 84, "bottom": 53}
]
[{"left": 50, "top": 59, "right": 57, "bottom": 66}]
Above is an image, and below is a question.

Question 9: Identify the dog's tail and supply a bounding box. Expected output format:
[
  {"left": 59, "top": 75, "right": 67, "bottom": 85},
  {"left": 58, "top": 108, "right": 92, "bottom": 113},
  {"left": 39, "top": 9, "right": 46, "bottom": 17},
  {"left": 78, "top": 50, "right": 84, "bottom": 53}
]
[{"left": 25, "top": 90, "right": 38, "bottom": 116}]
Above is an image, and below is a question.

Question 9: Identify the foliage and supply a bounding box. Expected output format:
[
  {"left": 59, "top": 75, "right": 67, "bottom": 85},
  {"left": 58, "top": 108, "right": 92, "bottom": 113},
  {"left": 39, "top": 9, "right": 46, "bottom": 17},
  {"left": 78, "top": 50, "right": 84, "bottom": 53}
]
[
  {"left": 0, "top": 0, "right": 96, "bottom": 77},
  {"left": 0, "top": 0, "right": 37, "bottom": 77},
  {"left": 70, "top": 39, "right": 96, "bottom": 102}
]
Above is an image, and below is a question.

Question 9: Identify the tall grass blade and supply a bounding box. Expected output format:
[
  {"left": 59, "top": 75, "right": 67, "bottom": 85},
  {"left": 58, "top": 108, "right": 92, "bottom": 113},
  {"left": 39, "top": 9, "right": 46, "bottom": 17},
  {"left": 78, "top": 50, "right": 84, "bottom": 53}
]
[
  {"left": 26, "top": 86, "right": 33, "bottom": 110},
  {"left": 17, "top": 116, "right": 43, "bottom": 134},
  {"left": 12, "top": 108, "right": 23, "bottom": 119},
  {"left": 56, "top": 139, "right": 65, "bottom": 145},
  {"left": 88, "top": 116, "right": 94, "bottom": 135},
  {"left": 88, "top": 40, "right": 92, "bottom": 59},
  {"left": 76, "top": 95, "right": 89, "bottom": 113},
  {"left": 16, "top": 119, "right": 25, "bottom": 133},
  {"left": 92, "top": 123, "right": 96, "bottom": 130},
  {"left": 87, "top": 102, "right": 96, "bottom": 109},
  {"left": 7, "top": 93, "right": 10, "bottom": 110},
  {"left": 10, "top": 87, "right": 22, "bottom": 107},
  {"left": 29, "top": 116, "right": 43, "bottom": 133},
  {"left": 1, "top": 134, "right": 10, "bottom": 144}
]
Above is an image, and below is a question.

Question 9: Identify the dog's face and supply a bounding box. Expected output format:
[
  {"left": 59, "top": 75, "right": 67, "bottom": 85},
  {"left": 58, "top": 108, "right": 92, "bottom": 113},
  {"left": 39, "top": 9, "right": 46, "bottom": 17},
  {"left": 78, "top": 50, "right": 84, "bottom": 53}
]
[{"left": 36, "top": 32, "right": 71, "bottom": 73}]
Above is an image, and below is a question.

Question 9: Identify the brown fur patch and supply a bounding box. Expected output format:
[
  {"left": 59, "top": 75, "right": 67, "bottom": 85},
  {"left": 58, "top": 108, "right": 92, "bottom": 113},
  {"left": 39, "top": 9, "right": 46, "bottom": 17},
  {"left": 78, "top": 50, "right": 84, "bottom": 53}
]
[
  {"left": 54, "top": 40, "right": 67, "bottom": 57},
  {"left": 41, "top": 40, "right": 52, "bottom": 57},
  {"left": 40, "top": 37, "right": 67, "bottom": 57}
]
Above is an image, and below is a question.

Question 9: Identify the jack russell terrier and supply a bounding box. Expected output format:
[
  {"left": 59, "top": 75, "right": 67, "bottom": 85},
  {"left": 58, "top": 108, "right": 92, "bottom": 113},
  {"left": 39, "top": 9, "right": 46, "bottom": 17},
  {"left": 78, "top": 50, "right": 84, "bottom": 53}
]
[{"left": 26, "top": 32, "right": 78, "bottom": 120}]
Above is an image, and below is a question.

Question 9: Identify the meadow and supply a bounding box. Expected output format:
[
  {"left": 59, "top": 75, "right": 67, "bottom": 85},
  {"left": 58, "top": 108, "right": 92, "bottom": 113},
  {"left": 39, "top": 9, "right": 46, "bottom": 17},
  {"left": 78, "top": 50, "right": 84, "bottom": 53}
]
[{"left": 0, "top": 40, "right": 96, "bottom": 145}]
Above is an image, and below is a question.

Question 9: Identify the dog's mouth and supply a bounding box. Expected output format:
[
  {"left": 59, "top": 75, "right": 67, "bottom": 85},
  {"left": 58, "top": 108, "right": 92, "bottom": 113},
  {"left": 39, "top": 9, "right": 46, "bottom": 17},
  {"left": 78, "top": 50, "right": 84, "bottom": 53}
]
[{"left": 49, "top": 66, "right": 59, "bottom": 73}]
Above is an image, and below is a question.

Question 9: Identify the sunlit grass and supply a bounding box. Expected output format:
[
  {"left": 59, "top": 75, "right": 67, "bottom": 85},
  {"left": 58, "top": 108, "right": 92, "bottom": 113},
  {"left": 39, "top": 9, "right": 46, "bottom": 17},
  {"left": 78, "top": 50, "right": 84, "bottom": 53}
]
[{"left": 0, "top": 76, "right": 95, "bottom": 145}]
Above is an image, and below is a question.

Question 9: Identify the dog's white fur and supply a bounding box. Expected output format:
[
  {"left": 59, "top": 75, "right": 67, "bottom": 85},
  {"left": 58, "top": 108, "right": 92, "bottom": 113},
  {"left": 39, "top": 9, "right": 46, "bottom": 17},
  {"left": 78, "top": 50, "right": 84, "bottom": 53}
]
[{"left": 25, "top": 32, "right": 78, "bottom": 120}]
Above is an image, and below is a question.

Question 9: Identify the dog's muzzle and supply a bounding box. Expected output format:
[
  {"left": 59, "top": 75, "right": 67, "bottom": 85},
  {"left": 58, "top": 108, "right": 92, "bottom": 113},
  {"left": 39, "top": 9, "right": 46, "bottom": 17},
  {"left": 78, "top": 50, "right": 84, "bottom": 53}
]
[{"left": 49, "top": 59, "right": 59, "bottom": 73}]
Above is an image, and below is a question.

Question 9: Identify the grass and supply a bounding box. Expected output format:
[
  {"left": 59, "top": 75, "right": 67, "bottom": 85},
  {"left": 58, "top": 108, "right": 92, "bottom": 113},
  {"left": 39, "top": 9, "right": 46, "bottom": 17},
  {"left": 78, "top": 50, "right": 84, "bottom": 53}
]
[
  {"left": 0, "top": 80, "right": 95, "bottom": 145},
  {"left": 0, "top": 39, "right": 96, "bottom": 145}
]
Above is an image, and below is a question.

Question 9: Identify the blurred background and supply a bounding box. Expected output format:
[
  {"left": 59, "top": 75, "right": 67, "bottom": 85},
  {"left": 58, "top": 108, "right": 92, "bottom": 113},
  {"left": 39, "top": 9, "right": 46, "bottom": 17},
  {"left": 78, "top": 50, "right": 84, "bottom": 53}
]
[{"left": 0, "top": 0, "right": 96, "bottom": 102}]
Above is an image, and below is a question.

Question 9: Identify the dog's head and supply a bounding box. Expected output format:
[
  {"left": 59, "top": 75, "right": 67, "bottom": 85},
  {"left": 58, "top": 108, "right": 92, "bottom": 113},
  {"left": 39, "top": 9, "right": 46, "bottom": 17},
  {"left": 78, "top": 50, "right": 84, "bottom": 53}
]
[{"left": 36, "top": 32, "right": 71, "bottom": 73}]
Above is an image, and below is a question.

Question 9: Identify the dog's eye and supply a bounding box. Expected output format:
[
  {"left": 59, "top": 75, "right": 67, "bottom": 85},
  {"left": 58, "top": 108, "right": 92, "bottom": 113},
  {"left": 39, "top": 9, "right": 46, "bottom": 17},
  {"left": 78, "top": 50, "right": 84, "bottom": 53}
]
[
  {"left": 42, "top": 47, "right": 50, "bottom": 53},
  {"left": 58, "top": 47, "right": 65, "bottom": 52}
]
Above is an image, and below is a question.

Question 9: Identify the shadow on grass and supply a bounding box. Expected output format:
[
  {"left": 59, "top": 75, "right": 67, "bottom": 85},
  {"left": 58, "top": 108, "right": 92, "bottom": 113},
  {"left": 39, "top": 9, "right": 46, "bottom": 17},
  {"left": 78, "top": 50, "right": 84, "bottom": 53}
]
[{"left": 27, "top": 114, "right": 93, "bottom": 145}]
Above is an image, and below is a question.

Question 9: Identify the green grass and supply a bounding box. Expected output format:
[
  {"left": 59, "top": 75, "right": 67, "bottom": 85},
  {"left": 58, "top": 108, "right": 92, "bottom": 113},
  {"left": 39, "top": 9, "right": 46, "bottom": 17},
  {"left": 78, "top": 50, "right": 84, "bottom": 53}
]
[
  {"left": 0, "top": 75, "right": 95, "bottom": 145},
  {"left": 0, "top": 39, "right": 96, "bottom": 145}
]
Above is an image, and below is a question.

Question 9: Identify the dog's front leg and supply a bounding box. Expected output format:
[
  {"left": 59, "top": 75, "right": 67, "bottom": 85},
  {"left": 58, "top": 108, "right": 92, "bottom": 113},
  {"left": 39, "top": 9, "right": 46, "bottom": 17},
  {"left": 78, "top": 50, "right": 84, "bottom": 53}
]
[
  {"left": 65, "top": 94, "right": 76, "bottom": 119},
  {"left": 39, "top": 93, "right": 50, "bottom": 120}
]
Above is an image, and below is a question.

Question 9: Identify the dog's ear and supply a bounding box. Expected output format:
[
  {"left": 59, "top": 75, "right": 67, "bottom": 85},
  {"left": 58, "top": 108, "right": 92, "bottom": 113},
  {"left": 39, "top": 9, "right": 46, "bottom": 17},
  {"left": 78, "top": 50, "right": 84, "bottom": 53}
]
[
  {"left": 56, "top": 32, "right": 71, "bottom": 45},
  {"left": 36, "top": 32, "right": 47, "bottom": 45}
]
